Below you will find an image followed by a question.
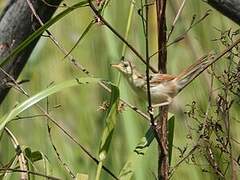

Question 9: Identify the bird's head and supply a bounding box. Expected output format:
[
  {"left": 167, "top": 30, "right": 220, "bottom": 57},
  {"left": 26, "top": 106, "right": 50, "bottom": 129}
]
[{"left": 111, "top": 60, "right": 135, "bottom": 76}]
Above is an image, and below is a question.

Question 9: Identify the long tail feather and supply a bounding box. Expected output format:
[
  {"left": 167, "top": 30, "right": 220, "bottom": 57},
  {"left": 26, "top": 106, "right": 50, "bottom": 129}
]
[{"left": 175, "top": 53, "right": 215, "bottom": 91}]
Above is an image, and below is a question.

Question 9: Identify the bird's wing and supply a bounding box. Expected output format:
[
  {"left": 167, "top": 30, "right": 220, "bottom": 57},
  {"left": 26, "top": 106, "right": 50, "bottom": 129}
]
[{"left": 149, "top": 74, "right": 176, "bottom": 86}]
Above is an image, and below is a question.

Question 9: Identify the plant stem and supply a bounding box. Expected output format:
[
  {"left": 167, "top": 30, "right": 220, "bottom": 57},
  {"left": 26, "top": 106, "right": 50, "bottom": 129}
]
[{"left": 155, "top": 0, "right": 169, "bottom": 179}]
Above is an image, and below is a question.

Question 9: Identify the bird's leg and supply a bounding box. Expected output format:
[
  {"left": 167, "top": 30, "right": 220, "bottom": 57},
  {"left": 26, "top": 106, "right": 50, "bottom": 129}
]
[{"left": 152, "top": 98, "right": 172, "bottom": 108}]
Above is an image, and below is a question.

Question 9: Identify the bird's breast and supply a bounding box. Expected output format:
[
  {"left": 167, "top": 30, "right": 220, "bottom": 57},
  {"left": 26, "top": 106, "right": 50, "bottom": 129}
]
[{"left": 148, "top": 81, "right": 178, "bottom": 104}]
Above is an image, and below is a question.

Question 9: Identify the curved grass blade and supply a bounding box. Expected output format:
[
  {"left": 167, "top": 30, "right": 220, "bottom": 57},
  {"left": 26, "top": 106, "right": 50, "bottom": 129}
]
[
  {"left": 0, "top": 0, "right": 89, "bottom": 67},
  {"left": 0, "top": 77, "right": 99, "bottom": 135},
  {"left": 95, "top": 84, "right": 119, "bottom": 180}
]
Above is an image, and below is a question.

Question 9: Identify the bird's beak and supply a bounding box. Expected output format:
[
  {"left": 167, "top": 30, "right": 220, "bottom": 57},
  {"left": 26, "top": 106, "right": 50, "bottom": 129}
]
[{"left": 111, "top": 63, "right": 121, "bottom": 69}]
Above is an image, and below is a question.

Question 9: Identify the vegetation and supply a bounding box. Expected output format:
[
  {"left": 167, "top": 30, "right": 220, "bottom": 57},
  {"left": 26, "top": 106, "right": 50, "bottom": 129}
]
[{"left": 0, "top": 0, "right": 240, "bottom": 179}]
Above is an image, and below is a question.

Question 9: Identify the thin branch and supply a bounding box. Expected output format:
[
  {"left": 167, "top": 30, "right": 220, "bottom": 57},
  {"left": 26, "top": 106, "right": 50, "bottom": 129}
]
[
  {"left": 47, "top": 123, "right": 76, "bottom": 178},
  {"left": 4, "top": 127, "right": 28, "bottom": 180},
  {"left": 0, "top": 168, "right": 61, "bottom": 180},
  {"left": 2, "top": 70, "right": 118, "bottom": 179},
  {"left": 25, "top": 0, "right": 150, "bottom": 121},
  {"left": 143, "top": 0, "right": 162, "bottom": 145},
  {"left": 88, "top": 0, "right": 158, "bottom": 73},
  {"left": 46, "top": 97, "right": 76, "bottom": 178},
  {"left": 167, "top": 0, "right": 186, "bottom": 41}
]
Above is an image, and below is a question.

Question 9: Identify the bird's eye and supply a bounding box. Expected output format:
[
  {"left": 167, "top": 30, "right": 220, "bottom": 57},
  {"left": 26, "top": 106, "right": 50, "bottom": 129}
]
[{"left": 123, "top": 63, "right": 128, "bottom": 67}]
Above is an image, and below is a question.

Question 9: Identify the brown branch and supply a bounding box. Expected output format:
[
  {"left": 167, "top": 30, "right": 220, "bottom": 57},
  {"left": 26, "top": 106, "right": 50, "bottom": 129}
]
[
  {"left": 0, "top": 0, "right": 62, "bottom": 104},
  {"left": 23, "top": 0, "right": 150, "bottom": 121},
  {"left": 155, "top": 0, "right": 169, "bottom": 179}
]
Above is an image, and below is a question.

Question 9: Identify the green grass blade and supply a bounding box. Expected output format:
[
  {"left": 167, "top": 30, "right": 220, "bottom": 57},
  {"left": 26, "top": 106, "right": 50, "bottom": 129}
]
[
  {"left": 168, "top": 114, "right": 175, "bottom": 165},
  {"left": 0, "top": 0, "right": 89, "bottom": 67},
  {"left": 96, "top": 84, "right": 119, "bottom": 180},
  {"left": 121, "top": 0, "right": 135, "bottom": 58},
  {"left": 0, "top": 77, "right": 99, "bottom": 135}
]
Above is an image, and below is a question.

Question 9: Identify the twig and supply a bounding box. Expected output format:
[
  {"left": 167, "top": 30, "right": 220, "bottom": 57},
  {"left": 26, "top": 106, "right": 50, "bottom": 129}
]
[
  {"left": 1, "top": 69, "right": 118, "bottom": 179},
  {"left": 4, "top": 127, "right": 28, "bottom": 180},
  {"left": 167, "top": 0, "right": 186, "bottom": 41},
  {"left": 88, "top": 0, "right": 158, "bottom": 73},
  {"left": 0, "top": 168, "right": 61, "bottom": 180},
  {"left": 25, "top": 0, "right": 150, "bottom": 121},
  {"left": 45, "top": 97, "right": 76, "bottom": 178},
  {"left": 141, "top": 0, "right": 162, "bottom": 146},
  {"left": 150, "top": 9, "right": 211, "bottom": 60},
  {"left": 205, "top": 144, "right": 224, "bottom": 177},
  {"left": 47, "top": 123, "right": 76, "bottom": 178},
  {"left": 40, "top": 0, "right": 67, "bottom": 8}
]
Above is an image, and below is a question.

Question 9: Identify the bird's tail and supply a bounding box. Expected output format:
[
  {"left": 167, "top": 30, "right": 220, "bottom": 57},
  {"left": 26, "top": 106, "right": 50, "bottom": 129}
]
[{"left": 175, "top": 53, "right": 216, "bottom": 92}]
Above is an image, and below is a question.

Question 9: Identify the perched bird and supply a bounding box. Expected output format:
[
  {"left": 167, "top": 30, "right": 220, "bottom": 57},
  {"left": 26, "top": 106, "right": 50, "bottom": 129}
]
[{"left": 111, "top": 54, "right": 215, "bottom": 108}]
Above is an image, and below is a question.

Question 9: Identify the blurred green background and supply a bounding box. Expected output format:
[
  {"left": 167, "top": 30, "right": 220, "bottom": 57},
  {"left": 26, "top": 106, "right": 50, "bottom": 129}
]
[{"left": 0, "top": 0, "right": 239, "bottom": 179}]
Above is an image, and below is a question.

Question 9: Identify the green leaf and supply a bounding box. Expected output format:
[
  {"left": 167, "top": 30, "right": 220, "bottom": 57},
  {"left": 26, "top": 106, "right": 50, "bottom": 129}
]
[
  {"left": 0, "top": 0, "right": 89, "bottom": 67},
  {"left": 119, "top": 127, "right": 155, "bottom": 179},
  {"left": 168, "top": 114, "right": 175, "bottom": 165},
  {"left": 95, "top": 84, "right": 119, "bottom": 180},
  {"left": 24, "top": 147, "right": 43, "bottom": 162},
  {"left": 0, "top": 77, "right": 100, "bottom": 135},
  {"left": 98, "top": 84, "right": 119, "bottom": 157}
]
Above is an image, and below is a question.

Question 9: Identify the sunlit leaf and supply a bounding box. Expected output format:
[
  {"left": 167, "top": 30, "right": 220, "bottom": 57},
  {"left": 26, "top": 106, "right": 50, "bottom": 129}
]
[
  {"left": 0, "top": 77, "right": 100, "bottom": 135},
  {"left": 96, "top": 84, "right": 119, "bottom": 180}
]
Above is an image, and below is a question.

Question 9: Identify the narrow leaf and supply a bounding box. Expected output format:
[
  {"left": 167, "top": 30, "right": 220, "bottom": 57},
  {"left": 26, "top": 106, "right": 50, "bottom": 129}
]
[
  {"left": 0, "top": 77, "right": 99, "bottom": 135},
  {"left": 168, "top": 115, "right": 175, "bottom": 165},
  {"left": 96, "top": 84, "right": 119, "bottom": 180},
  {"left": 98, "top": 84, "right": 119, "bottom": 157}
]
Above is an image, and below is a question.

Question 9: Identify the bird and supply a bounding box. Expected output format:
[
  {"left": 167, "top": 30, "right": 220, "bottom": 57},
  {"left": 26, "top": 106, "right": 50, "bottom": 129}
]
[{"left": 111, "top": 53, "right": 215, "bottom": 108}]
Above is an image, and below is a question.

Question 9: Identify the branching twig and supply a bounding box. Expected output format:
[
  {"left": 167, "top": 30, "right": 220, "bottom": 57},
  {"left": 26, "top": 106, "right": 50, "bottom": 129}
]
[
  {"left": 4, "top": 127, "right": 28, "bottom": 180},
  {"left": 167, "top": 0, "right": 186, "bottom": 41},
  {"left": 25, "top": 0, "right": 150, "bottom": 121},
  {"left": 142, "top": 0, "right": 161, "bottom": 145},
  {"left": 88, "top": 0, "right": 158, "bottom": 73},
  {"left": 2, "top": 69, "right": 118, "bottom": 179}
]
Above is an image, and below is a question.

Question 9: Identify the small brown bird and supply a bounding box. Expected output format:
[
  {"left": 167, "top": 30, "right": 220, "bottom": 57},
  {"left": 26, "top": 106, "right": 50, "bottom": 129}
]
[{"left": 111, "top": 54, "right": 215, "bottom": 107}]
